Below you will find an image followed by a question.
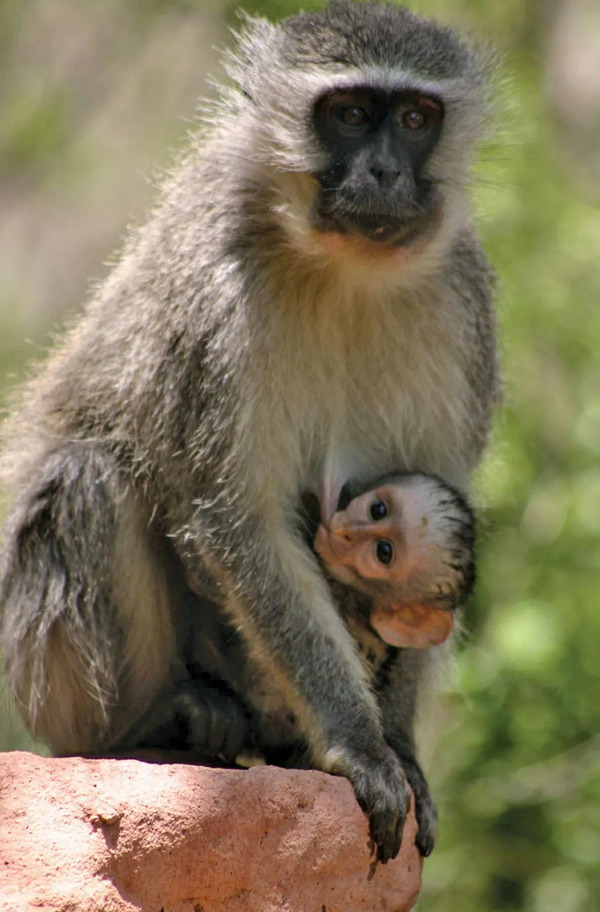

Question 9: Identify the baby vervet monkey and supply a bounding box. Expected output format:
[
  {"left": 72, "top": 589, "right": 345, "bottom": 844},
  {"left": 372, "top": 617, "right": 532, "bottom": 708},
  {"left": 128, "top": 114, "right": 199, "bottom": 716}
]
[
  {"left": 313, "top": 473, "right": 475, "bottom": 650},
  {"left": 0, "top": 1, "right": 500, "bottom": 865}
]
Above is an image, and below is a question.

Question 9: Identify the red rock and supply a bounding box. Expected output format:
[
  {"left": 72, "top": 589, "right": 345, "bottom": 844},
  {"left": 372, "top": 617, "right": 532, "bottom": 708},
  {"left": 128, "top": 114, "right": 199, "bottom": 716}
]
[{"left": 0, "top": 751, "right": 422, "bottom": 911}]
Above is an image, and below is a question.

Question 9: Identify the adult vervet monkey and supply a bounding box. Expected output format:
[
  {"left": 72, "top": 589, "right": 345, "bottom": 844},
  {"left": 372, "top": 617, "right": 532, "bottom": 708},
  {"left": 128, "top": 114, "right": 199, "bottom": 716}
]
[{"left": 0, "top": 1, "right": 499, "bottom": 863}]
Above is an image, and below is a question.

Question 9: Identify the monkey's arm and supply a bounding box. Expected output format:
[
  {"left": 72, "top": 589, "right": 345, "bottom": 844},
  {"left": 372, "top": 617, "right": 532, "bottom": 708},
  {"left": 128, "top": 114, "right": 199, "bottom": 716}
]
[{"left": 179, "top": 499, "right": 412, "bottom": 863}]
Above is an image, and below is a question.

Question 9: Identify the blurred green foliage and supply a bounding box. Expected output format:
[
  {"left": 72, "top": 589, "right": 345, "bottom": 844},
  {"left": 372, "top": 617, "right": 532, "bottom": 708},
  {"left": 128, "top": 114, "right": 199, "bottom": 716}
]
[{"left": 0, "top": 1, "right": 598, "bottom": 910}]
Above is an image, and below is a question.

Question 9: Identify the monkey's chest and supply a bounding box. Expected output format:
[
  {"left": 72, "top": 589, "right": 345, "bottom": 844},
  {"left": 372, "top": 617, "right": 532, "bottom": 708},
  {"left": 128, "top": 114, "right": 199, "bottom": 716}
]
[
  {"left": 306, "top": 360, "right": 468, "bottom": 491},
  {"left": 327, "top": 578, "right": 391, "bottom": 678},
  {"left": 250, "top": 298, "right": 472, "bottom": 495}
]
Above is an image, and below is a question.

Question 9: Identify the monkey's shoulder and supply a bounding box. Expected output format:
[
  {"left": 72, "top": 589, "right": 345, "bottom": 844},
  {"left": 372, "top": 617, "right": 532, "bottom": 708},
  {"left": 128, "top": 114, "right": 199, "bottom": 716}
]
[{"left": 445, "top": 227, "right": 496, "bottom": 309}]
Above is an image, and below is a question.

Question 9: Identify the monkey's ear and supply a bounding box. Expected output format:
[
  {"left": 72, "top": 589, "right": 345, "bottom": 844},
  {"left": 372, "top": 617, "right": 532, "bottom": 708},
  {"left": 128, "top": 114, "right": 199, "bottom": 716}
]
[{"left": 370, "top": 600, "right": 454, "bottom": 649}]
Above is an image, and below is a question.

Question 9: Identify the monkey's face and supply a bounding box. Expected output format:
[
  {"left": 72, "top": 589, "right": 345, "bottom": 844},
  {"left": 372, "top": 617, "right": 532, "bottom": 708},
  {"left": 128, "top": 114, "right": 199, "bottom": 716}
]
[
  {"left": 313, "top": 482, "right": 455, "bottom": 649},
  {"left": 231, "top": 4, "right": 488, "bottom": 265},
  {"left": 312, "top": 87, "right": 444, "bottom": 245},
  {"left": 314, "top": 483, "right": 433, "bottom": 589}
]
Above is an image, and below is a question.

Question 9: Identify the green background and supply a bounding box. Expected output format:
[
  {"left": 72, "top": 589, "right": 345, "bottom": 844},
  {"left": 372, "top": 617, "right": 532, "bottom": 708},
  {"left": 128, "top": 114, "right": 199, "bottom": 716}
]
[{"left": 1, "top": 1, "right": 598, "bottom": 910}]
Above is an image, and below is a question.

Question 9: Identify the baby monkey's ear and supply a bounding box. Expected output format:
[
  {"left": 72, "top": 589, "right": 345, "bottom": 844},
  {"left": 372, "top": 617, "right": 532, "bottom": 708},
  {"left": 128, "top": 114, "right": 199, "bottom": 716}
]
[{"left": 370, "top": 599, "right": 454, "bottom": 649}]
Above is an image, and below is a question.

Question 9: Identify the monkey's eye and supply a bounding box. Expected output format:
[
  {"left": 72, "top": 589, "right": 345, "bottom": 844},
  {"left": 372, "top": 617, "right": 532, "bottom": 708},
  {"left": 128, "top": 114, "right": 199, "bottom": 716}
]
[
  {"left": 339, "top": 104, "right": 369, "bottom": 127},
  {"left": 400, "top": 97, "right": 443, "bottom": 132},
  {"left": 403, "top": 109, "right": 426, "bottom": 130},
  {"left": 375, "top": 540, "right": 394, "bottom": 565},
  {"left": 369, "top": 499, "right": 388, "bottom": 521}
]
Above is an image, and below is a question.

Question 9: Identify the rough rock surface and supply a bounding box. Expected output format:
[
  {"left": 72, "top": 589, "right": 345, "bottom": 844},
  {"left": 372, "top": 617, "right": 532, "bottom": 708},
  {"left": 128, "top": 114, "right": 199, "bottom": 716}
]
[{"left": 0, "top": 751, "right": 422, "bottom": 912}]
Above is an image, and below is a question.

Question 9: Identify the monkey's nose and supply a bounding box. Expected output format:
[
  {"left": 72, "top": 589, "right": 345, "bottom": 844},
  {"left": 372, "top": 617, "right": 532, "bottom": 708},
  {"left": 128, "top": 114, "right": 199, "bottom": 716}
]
[
  {"left": 330, "top": 525, "right": 351, "bottom": 543},
  {"left": 329, "top": 515, "right": 352, "bottom": 542},
  {"left": 369, "top": 164, "right": 400, "bottom": 190},
  {"left": 330, "top": 518, "right": 368, "bottom": 545}
]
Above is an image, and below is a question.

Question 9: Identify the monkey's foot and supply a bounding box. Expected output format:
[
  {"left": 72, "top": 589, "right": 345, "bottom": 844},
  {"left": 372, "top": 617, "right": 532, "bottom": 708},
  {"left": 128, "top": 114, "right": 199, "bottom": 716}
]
[
  {"left": 126, "top": 679, "right": 251, "bottom": 763},
  {"left": 324, "top": 742, "right": 411, "bottom": 864},
  {"left": 171, "top": 681, "right": 251, "bottom": 761}
]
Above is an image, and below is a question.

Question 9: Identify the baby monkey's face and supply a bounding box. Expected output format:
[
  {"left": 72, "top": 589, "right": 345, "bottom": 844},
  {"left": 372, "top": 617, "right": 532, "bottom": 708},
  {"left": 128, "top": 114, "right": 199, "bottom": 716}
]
[
  {"left": 314, "top": 483, "right": 435, "bottom": 589},
  {"left": 314, "top": 481, "right": 456, "bottom": 650}
]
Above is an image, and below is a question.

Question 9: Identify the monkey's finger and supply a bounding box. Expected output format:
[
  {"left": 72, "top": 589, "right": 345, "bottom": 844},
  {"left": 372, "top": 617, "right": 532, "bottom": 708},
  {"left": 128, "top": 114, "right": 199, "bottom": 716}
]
[
  {"left": 206, "top": 702, "right": 229, "bottom": 755},
  {"left": 399, "top": 760, "right": 437, "bottom": 857},
  {"left": 222, "top": 712, "right": 248, "bottom": 760},
  {"left": 414, "top": 800, "right": 437, "bottom": 857},
  {"left": 416, "top": 825, "right": 435, "bottom": 858},
  {"left": 370, "top": 809, "right": 404, "bottom": 864}
]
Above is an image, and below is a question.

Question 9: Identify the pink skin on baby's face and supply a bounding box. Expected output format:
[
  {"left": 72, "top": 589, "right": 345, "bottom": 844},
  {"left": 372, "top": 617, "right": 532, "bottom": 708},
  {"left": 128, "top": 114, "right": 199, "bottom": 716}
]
[{"left": 314, "top": 483, "right": 454, "bottom": 649}]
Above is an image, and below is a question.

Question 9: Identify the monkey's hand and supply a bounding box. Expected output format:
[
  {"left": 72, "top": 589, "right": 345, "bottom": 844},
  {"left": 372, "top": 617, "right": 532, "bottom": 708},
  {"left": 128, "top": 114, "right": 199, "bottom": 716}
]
[
  {"left": 324, "top": 742, "right": 412, "bottom": 863},
  {"left": 383, "top": 728, "right": 437, "bottom": 857},
  {"left": 394, "top": 753, "right": 437, "bottom": 857}
]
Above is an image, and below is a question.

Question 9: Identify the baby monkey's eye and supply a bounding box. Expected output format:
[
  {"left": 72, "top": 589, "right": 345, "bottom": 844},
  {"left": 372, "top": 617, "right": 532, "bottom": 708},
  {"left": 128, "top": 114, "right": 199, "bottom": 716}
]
[
  {"left": 370, "top": 499, "right": 388, "bottom": 520},
  {"left": 375, "top": 540, "right": 394, "bottom": 565}
]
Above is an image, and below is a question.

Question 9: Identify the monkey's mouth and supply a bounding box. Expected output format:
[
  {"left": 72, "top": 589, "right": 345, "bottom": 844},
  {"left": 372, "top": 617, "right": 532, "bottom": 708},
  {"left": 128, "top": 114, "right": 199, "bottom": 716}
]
[
  {"left": 313, "top": 525, "right": 360, "bottom": 586},
  {"left": 315, "top": 210, "right": 430, "bottom": 246}
]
